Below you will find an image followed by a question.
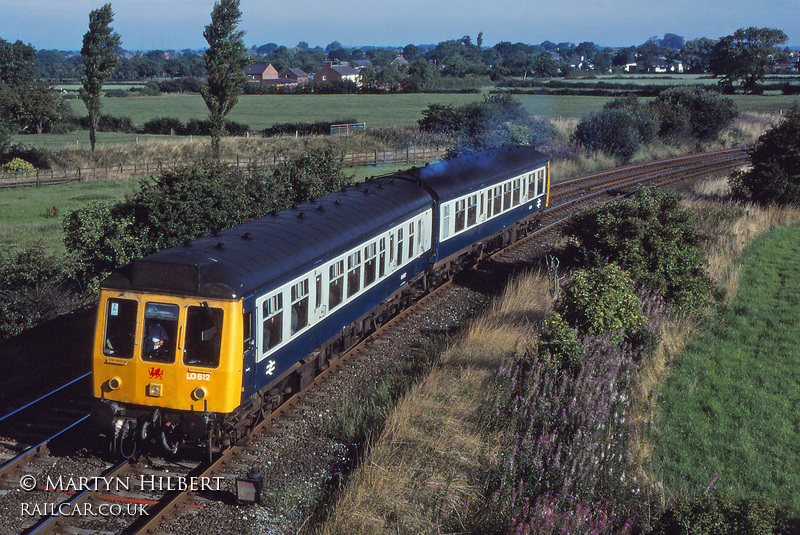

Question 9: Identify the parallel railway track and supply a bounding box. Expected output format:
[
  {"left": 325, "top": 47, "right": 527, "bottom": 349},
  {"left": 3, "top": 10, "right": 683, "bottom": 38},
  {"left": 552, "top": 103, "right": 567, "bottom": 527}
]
[{"left": 0, "top": 147, "right": 750, "bottom": 534}]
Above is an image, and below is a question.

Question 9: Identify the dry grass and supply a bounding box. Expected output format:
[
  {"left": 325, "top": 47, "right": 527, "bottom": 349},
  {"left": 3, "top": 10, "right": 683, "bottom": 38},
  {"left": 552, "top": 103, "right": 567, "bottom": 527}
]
[{"left": 314, "top": 270, "right": 554, "bottom": 534}]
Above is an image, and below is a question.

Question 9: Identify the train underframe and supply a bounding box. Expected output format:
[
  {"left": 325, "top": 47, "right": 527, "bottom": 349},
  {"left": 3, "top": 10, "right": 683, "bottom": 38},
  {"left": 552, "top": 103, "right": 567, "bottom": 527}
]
[{"left": 93, "top": 213, "right": 542, "bottom": 460}]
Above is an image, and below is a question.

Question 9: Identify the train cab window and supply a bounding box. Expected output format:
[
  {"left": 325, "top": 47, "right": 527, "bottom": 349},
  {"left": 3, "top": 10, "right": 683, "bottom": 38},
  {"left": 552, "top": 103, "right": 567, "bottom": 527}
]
[
  {"left": 454, "top": 199, "right": 466, "bottom": 232},
  {"left": 512, "top": 179, "right": 521, "bottom": 206},
  {"left": 184, "top": 305, "right": 223, "bottom": 368},
  {"left": 142, "top": 303, "right": 179, "bottom": 363},
  {"left": 103, "top": 298, "right": 137, "bottom": 358},
  {"left": 262, "top": 294, "right": 283, "bottom": 351},
  {"left": 503, "top": 183, "right": 512, "bottom": 211},
  {"left": 379, "top": 238, "right": 387, "bottom": 278},
  {"left": 467, "top": 195, "right": 477, "bottom": 227},
  {"left": 493, "top": 186, "right": 502, "bottom": 215},
  {"left": 442, "top": 205, "right": 450, "bottom": 239},
  {"left": 347, "top": 251, "right": 362, "bottom": 298},
  {"left": 408, "top": 222, "right": 415, "bottom": 258},
  {"left": 329, "top": 260, "right": 344, "bottom": 310},
  {"left": 290, "top": 280, "right": 309, "bottom": 335},
  {"left": 364, "top": 243, "right": 377, "bottom": 287}
]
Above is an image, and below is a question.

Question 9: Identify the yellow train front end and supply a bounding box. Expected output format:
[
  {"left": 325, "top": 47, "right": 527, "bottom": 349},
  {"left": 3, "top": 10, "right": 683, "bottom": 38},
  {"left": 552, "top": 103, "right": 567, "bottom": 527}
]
[{"left": 91, "top": 289, "right": 243, "bottom": 456}]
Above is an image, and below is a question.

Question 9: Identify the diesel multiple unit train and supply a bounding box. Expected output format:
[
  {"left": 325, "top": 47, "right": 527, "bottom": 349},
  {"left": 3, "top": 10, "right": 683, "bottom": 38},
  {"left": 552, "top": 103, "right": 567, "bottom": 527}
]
[{"left": 91, "top": 145, "right": 550, "bottom": 456}]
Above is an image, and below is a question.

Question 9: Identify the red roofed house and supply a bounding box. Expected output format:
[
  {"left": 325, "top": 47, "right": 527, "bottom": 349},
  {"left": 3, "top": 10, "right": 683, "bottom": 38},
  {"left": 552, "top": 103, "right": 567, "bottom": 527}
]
[
  {"left": 317, "top": 61, "right": 361, "bottom": 86},
  {"left": 245, "top": 64, "right": 279, "bottom": 83}
]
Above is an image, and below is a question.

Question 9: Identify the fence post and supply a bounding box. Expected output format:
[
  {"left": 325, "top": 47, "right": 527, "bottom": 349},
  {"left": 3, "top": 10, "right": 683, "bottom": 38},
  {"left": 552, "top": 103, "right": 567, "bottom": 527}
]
[{"left": 77, "top": 167, "right": 81, "bottom": 182}]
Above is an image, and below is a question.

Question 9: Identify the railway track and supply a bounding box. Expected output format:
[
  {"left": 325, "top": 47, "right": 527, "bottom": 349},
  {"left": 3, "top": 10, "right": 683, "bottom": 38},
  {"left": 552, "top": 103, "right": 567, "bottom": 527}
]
[{"left": 0, "top": 148, "right": 750, "bottom": 534}]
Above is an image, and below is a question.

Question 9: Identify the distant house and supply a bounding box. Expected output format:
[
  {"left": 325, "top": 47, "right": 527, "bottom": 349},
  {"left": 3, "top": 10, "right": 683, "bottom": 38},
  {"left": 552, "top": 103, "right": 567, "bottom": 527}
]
[
  {"left": 317, "top": 61, "right": 361, "bottom": 86},
  {"left": 390, "top": 55, "right": 409, "bottom": 68},
  {"left": 350, "top": 59, "right": 372, "bottom": 70},
  {"left": 245, "top": 63, "right": 279, "bottom": 83},
  {"left": 279, "top": 68, "right": 310, "bottom": 84}
]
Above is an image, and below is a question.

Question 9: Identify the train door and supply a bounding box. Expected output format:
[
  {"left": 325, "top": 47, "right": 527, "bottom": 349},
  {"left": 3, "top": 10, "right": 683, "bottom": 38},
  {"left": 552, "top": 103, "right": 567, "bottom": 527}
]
[
  {"left": 312, "top": 269, "right": 327, "bottom": 322},
  {"left": 241, "top": 295, "right": 257, "bottom": 397}
]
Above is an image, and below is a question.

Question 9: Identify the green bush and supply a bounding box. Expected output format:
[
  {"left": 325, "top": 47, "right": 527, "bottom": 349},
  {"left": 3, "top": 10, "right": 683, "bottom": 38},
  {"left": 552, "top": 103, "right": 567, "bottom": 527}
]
[
  {"left": 650, "top": 87, "right": 738, "bottom": 142},
  {"left": 557, "top": 264, "right": 645, "bottom": 338},
  {"left": 651, "top": 494, "right": 797, "bottom": 535},
  {"left": 3, "top": 157, "right": 34, "bottom": 172},
  {"left": 141, "top": 117, "right": 184, "bottom": 135},
  {"left": 565, "top": 189, "right": 711, "bottom": 310},
  {"left": 0, "top": 246, "right": 85, "bottom": 340},
  {"left": 730, "top": 105, "right": 800, "bottom": 206},
  {"left": 537, "top": 313, "right": 583, "bottom": 372},
  {"left": 573, "top": 107, "right": 648, "bottom": 161}
]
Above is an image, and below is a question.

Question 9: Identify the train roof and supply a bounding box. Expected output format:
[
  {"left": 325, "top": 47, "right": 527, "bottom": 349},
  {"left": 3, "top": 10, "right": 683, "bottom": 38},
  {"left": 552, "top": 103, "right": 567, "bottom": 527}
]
[
  {"left": 102, "top": 175, "right": 433, "bottom": 300},
  {"left": 404, "top": 145, "right": 549, "bottom": 201}
]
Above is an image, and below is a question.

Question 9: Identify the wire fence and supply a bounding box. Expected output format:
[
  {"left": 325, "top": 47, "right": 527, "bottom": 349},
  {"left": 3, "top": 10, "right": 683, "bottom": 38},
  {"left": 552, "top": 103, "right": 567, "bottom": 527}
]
[{"left": 0, "top": 145, "right": 449, "bottom": 189}]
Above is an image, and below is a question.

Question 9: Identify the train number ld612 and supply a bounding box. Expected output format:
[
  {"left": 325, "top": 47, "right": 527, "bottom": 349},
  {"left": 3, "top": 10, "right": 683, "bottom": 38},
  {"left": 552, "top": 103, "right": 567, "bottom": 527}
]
[{"left": 186, "top": 372, "right": 211, "bottom": 381}]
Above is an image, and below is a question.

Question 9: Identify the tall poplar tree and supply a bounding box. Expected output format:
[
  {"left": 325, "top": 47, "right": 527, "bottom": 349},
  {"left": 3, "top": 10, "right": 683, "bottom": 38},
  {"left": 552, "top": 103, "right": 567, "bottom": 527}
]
[
  {"left": 201, "top": 0, "right": 249, "bottom": 160},
  {"left": 80, "top": 3, "right": 121, "bottom": 152}
]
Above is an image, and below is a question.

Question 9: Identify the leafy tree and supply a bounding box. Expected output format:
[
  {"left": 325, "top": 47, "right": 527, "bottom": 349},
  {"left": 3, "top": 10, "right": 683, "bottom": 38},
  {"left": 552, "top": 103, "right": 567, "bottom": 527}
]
[
  {"left": 404, "top": 58, "right": 440, "bottom": 91},
  {"left": 201, "top": 0, "right": 249, "bottom": 160},
  {"left": 325, "top": 41, "right": 342, "bottom": 54},
  {"left": 680, "top": 37, "right": 717, "bottom": 73},
  {"left": 565, "top": 189, "right": 711, "bottom": 310},
  {"left": 271, "top": 148, "right": 350, "bottom": 204},
  {"left": 636, "top": 41, "right": 665, "bottom": 71},
  {"left": 0, "top": 79, "right": 66, "bottom": 134},
  {"left": 402, "top": 44, "right": 420, "bottom": 62},
  {"left": 710, "top": 27, "right": 788, "bottom": 93},
  {"left": 730, "top": 106, "right": 800, "bottom": 206},
  {"left": 0, "top": 38, "right": 39, "bottom": 85},
  {"left": 80, "top": 4, "right": 121, "bottom": 153}
]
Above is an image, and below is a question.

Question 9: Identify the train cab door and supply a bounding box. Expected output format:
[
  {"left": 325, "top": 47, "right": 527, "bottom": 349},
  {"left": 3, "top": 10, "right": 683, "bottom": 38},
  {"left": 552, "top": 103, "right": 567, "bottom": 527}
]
[{"left": 241, "top": 295, "right": 257, "bottom": 397}]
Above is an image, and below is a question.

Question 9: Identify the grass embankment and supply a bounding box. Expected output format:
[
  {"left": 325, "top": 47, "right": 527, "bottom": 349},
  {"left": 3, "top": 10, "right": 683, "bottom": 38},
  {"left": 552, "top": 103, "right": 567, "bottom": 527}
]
[
  {"left": 312, "top": 177, "right": 800, "bottom": 533},
  {"left": 316, "top": 272, "right": 555, "bottom": 533},
  {"left": 655, "top": 206, "right": 800, "bottom": 509}
]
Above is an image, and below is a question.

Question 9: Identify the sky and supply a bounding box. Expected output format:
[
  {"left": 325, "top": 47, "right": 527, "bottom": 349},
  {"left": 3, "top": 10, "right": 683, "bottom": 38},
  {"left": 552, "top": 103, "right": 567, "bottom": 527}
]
[{"left": 1, "top": 0, "right": 797, "bottom": 52}]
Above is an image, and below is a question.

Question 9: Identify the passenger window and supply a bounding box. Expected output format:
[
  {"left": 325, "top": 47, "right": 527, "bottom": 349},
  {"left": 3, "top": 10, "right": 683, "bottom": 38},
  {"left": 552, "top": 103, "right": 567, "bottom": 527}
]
[
  {"left": 467, "top": 195, "right": 477, "bottom": 226},
  {"left": 315, "top": 274, "right": 322, "bottom": 309},
  {"left": 528, "top": 172, "right": 536, "bottom": 198},
  {"left": 290, "top": 280, "right": 309, "bottom": 335},
  {"left": 262, "top": 294, "right": 283, "bottom": 352},
  {"left": 454, "top": 199, "right": 466, "bottom": 232},
  {"left": 389, "top": 234, "right": 395, "bottom": 264},
  {"left": 103, "top": 298, "right": 137, "bottom": 358},
  {"left": 408, "top": 222, "right": 415, "bottom": 258},
  {"left": 142, "top": 302, "right": 179, "bottom": 363},
  {"left": 512, "top": 179, "right": 521, "bottom": 206},
  {"left": 538, "top": 169, "right": 546, "bottom": 197},
  {"left": 379, "top": 238, "right": 386, "bottom": 278},
  {"left": 329, "top": 261, "right": 344, "bottom": 310},
  {"left": 184, "top": 305, "right": 223, "bottom": 368},
  {"left": 503, "top": 183, "right": 512, "bottom": 211},
  {"left": 347, "top": 251, "right": 361, "bottom": 298},
  {"left": 493, "top": 186, "right": 502, "bottom": 214},
  {"left": 364, "top": 243, "right": 377, "bottom": 287},
  {"left": 442, "top": 205, "right": 450, "bottom": 239}
]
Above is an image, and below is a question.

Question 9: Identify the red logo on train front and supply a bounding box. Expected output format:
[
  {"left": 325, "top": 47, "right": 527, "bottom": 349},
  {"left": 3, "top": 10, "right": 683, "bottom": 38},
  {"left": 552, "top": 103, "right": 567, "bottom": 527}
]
[{"left": 148, "top": 367, "right": 164, "bottom": 380}]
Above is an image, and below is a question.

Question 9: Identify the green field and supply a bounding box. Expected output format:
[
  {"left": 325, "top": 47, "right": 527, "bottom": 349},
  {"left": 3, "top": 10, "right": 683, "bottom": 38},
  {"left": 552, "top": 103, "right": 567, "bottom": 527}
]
[
  {"left": 655, "top": 223, "right": 800, "bottom": 509},
  {"left": 0, "top": 178, "right": 140, "bottom": 252}
]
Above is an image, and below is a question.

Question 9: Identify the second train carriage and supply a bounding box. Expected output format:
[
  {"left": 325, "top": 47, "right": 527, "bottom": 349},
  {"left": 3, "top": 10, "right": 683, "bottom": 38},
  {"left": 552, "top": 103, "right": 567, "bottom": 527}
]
[{"left": 91, "top": 145, "right": 550, "bottom": 455}]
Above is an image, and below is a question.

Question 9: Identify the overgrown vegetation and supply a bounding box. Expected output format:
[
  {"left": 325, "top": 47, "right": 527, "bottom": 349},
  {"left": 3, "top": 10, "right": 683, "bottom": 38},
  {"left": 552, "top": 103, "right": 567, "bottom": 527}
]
[
  {"left": 573, "top": 88, "right": 738, "bottom": 161},
  {"left": 731, "top": 105, "right": 800, "bottom": 206}
]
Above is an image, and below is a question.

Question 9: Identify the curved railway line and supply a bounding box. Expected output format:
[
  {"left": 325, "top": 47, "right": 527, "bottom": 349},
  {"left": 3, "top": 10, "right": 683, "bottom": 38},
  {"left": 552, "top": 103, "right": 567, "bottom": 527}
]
[{"left": 0, "top": 147, "right": 749, "bottom": 534}]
